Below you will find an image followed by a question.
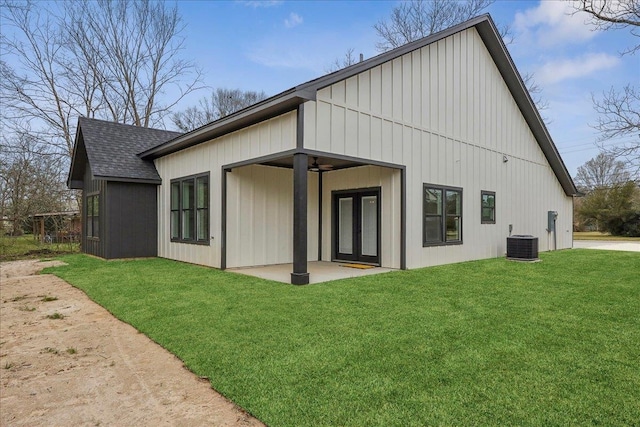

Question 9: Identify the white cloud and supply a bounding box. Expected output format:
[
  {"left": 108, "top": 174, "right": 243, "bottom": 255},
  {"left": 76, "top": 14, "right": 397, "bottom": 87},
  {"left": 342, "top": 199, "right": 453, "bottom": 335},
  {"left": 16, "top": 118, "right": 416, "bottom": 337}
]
[
  {"left": 536, "top": 52, "right": 620, "bottom": 85},
  {"left": 514, "top": 1, "right": 597, "bottom": 47},
  {"left": 284, "top": 12, "right": 303, "bottom": 29},
  {"left": 238, "top": 0, "right": 283, "bottom": 8}
]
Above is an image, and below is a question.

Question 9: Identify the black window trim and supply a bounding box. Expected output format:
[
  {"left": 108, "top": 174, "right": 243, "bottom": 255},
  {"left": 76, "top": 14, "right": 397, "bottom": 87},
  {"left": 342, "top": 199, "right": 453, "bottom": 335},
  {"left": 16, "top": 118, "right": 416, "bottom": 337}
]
[
  {"left": 481, "top": 190, "right": 496, "bottom": 224},
  {"left": 86, "top": 191, "right": 100, "bottom": 240},
  {"left": 170, "top": 172, "right": 210, "bottom": 245},
  {"left": 422, "top": 183, "right": 463, "bottom": 247}
]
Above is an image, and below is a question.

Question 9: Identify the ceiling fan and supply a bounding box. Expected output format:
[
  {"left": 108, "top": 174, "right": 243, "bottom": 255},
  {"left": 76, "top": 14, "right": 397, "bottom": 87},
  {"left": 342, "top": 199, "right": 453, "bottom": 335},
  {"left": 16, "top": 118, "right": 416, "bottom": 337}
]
[{"left": 309, "top": 156, "right": 333, "bottom": 172}]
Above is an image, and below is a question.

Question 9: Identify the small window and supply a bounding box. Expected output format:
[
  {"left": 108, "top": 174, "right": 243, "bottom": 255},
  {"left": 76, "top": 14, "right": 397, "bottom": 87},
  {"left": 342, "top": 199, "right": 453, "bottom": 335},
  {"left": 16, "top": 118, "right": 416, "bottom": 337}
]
[
  {"left": 86, "top": 194, "right": 99, "bottom": 238},
  {"left": 170, "top": 173, "right": 209, "bottom": 244},
  {"left": 196, "top": 176, "right": 209, "bottom": 241},
  {"left": 170, "top": 182, "right": 180, "bottom": 239},
  {"left": 182, "top": 179, "right": 194, "bottom": 240},
  {"left": 481, "top": 191, "right": 495, "bottom": 224},
  {"left": 423, "top": 184, "right": 462, "bottom": 246}
]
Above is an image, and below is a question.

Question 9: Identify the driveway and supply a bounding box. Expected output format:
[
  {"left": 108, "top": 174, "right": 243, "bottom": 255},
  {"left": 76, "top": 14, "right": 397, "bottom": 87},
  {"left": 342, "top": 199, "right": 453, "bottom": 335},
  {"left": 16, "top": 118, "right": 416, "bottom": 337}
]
[
  {"left": 573, "top": 240, "right": 640, "bottom": 252},
  {"left": 0, "top": 259, "right": 263, "bottom": 427}
]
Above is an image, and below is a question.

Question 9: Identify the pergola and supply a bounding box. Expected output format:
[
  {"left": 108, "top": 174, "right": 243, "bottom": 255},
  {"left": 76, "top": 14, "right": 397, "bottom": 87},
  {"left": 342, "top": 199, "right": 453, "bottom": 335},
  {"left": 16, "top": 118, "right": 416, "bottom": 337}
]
[{"left": 30, "top": 211, "right": 81, "bottom": 243}]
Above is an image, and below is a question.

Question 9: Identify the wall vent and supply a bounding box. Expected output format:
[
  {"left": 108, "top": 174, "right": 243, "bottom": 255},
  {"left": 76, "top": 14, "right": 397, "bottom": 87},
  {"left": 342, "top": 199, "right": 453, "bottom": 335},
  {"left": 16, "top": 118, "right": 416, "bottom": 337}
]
[{"left": 506, "top": 235, "right": 539, "bottom": 261}]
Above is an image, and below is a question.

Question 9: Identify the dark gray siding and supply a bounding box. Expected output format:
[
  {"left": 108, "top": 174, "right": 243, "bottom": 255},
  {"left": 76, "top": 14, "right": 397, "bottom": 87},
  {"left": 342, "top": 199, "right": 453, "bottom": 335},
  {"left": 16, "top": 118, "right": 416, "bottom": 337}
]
[
  {"left": 82, "top": 163, "right": 107, "bottom": 258},
  {"left": 104, "top": 182, "right": 157, "bottom": 259},
  {"left": 81, "top": 163, "right": 157, "bottom": 259}
]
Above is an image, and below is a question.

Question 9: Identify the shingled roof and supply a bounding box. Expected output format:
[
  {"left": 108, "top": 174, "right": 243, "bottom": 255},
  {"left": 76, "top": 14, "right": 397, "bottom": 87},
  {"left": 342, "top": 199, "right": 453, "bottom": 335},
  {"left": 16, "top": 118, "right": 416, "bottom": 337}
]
[{"left": 68, "top": 117, "right": 182, "bottom": 188}]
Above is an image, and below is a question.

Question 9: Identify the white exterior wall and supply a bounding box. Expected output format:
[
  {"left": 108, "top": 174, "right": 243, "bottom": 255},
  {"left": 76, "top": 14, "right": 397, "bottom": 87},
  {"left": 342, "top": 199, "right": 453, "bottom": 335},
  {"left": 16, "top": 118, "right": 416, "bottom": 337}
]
[
  {"left": 303, "top": 27, "right": 573, "bottom": 269},
  {"left": 226, "top": 165, "right": 318, "bottom": 268},
  {"left": 155, "top": 112, "right": 297, "bottom": 268},
  {"left": 321, "top": 166, "right": 402, "bottom": 269}
]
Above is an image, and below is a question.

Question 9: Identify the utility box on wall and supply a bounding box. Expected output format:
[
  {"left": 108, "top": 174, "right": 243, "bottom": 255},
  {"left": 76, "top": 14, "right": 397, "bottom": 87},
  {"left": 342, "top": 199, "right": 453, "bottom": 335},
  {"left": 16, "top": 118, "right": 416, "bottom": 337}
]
[
  {"left": 507, "top": 235, "right": 539, "bottom": 261},
  {"left": 548, "top": 211, "right": 558, "bottom": 232}
]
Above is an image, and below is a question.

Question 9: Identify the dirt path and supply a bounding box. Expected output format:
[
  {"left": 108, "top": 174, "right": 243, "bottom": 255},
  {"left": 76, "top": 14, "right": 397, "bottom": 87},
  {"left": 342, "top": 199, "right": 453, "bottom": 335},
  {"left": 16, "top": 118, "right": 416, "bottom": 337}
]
[{"left": 0, "top": 260, "right": 264, "bottom": 427}]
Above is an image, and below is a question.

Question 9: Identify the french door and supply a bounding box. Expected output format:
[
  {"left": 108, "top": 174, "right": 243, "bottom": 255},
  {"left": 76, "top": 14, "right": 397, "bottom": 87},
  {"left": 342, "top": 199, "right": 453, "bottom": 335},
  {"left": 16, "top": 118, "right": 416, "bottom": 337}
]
[{"left": 332, "top": 188, "right": 380, "bottom": 265}]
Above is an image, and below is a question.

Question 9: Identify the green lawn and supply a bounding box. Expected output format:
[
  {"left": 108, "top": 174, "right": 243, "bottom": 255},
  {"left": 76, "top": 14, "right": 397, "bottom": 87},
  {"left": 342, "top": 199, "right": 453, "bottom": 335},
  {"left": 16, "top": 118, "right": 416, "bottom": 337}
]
[
  {"left": 45, "top": 250, "right": 640, "bottom": 426},
  {"left": 573, "top": 231, "right": 640, "bottom": 241},
  {"left": 0, "top": 235, "right": 79, "bottom": 261}
]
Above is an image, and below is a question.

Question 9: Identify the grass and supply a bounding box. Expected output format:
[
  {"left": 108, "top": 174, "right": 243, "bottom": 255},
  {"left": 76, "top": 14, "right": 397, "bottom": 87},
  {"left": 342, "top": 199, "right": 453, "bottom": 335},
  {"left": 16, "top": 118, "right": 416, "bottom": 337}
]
[
  {"left": 46, "top": 312, "right": 64, "bottom": 320},
  {"left": 0, "top": 235, "right": 79, "bottom": 261},
  {"left": 573, "top": 231, "right": 640, "bottom": 241},
  {"left": 45, "top": 251, "right": 640, "bottom": 426},
  {"left": 42, "top": 347, "right": 59, "bottom": 355}
]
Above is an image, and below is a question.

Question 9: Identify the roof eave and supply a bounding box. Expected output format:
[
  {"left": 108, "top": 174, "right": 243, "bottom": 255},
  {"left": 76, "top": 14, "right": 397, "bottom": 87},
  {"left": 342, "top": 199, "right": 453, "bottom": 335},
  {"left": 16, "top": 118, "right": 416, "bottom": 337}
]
[
  {"left": 68, "top": 180, "right": 84, "bottom": 190},
  {"left": 66, "top": 123, "right": 84, "bottom": 189},
  {"left": 139, "top": 90, "right": 314, "bottom": 160},
  {"left": 93, "top": 175, "right": 162, "bottom": 185}
]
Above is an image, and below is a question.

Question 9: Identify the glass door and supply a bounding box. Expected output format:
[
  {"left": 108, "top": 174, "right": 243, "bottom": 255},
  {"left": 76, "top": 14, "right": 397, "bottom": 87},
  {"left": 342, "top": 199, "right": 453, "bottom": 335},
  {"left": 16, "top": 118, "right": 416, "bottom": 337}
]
[
  {"left": 333, "top": 188, "right": 380, "bottom": 264},
  {"left": 338, "top": 197, "right": 354, "bottom": 257},
  {"left": 361, "top": 195, "right": 378, "bottom": 258}
]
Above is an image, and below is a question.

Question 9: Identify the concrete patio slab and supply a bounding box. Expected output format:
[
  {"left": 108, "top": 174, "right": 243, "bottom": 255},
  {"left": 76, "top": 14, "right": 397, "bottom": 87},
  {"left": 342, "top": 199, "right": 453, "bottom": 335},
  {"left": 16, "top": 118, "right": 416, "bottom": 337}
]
[{"left": 228, "top": 261, "right": 396, "bottom": 284}]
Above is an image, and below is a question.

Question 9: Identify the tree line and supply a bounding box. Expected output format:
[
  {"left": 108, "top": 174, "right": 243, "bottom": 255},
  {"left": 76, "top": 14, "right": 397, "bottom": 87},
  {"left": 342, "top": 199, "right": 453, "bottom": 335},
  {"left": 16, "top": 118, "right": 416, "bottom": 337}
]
[{"left": 571, "top": 1, "right": 640, "bottom": 236}]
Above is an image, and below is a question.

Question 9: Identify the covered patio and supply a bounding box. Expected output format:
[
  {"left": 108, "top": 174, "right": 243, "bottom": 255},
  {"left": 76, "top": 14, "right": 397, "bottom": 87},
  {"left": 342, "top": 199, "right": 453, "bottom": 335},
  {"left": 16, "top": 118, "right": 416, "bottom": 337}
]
[
  {"left": 228, "top": 261, "right": 396, "bottom": 284},
  {"left": 221, "top": 147, "right": 406, "bottom": 285}
]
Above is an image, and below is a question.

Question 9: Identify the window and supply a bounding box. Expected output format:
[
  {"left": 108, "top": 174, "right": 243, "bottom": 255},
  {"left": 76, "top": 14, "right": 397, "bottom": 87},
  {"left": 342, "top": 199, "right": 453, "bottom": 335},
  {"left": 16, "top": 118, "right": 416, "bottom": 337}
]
[
  {"left": 196, "top": 176, "right": 209, "bottom": 241},
  {"left": 481, "top": 191, "right": 496, "bottom": 224},
  {"left": 170, "top": 182, "right": 180, "bottom": 239},
  {"left": 86, "top": 193, "right": 99, "bottom": 238},
  {"left": 423, "top": 184, "right": 462, "bottom": 246},
  {"left": 170, "top": 173, "right": 209, "bottom": 244}
]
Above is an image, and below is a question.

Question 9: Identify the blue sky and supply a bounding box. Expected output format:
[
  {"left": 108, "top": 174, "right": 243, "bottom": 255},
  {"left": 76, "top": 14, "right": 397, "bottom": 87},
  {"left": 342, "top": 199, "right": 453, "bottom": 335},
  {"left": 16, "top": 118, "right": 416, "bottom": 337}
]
[{"left": 173, "top": 0, "right": 638, "bottom": 178}]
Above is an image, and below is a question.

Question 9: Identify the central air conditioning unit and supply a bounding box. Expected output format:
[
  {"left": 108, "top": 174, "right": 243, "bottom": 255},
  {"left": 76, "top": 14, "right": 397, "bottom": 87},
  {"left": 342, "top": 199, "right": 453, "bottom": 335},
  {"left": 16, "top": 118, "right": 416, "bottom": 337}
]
[{"left": 507, "top": 235, "right": 539, "bottom": 261}]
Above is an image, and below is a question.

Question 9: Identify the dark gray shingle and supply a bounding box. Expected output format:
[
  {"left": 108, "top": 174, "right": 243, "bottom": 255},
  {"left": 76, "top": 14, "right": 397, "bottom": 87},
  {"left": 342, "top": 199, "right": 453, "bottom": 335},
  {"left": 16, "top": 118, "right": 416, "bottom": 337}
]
[{"left": 79, "top": 117, "right": 182, "bottom": 182}]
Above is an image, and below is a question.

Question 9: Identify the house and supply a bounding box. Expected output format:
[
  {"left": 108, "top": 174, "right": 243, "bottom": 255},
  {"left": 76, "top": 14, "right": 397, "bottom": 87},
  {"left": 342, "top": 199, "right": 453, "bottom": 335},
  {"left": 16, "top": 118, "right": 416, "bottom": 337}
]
[{"left": 68, "top": 14, "right": 579, "bottom": 284}]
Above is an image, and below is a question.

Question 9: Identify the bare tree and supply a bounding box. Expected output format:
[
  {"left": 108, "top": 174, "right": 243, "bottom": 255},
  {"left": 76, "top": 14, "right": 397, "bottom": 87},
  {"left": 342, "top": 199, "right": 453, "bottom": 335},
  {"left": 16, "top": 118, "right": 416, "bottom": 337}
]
[
  {"left": 325, "top": 48, "right": 359, "bottom": 73},
  {"left": 172, "top": 88, "right": 268, "bottom": 132},
  {"left": 521, "top": 71, "right": 549, "bottom": 114},
  {"left": 0, "top": 132, "right": 70, "bottom": 235},
  {"left": 65, "top": 0, "right": 204, "bottom": 128},
  {"left": 574, "top": 152, "right": 631, "bottom": 192},
  {"left": 1, "top": 0, "right": 203, "bottom": 159},
  {"left": 592, "top": 85, "right": 640, "bottom": 172},
  {"left": 572, "top": 0, "right": 640, "bottom": 175},
  {"left": 0, "top": 3, "right": 76, "bottom": 158},
  {"left": 374, "top": 0, "right": 499, "bottom": 51},
  {"left": 1, "top": 0, "right": 203, "bottom": 222},
  {"left": 371, "top": 0, "right": 546, "bottom": 113},
  {"left": 573, "top": 0, "right": 640, "bottom": 55}
]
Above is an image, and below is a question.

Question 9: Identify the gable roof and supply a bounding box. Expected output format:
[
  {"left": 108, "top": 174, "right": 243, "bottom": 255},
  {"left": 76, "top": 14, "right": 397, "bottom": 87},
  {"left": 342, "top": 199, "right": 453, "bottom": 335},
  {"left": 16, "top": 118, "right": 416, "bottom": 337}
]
[
  {"left": 68, "top": 117, "right": 182, "bottom": 189},
  {"left": 138, "top": 14, "right": 577, "bottom": 196}
]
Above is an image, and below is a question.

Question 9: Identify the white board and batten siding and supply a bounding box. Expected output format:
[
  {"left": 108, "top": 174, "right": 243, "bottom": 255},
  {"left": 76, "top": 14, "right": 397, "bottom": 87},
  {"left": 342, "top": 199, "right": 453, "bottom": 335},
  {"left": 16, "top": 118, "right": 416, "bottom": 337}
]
[
  {"left": 303, "top": 27, "right": 572, "bottom": 269},
  {"left": 226, "top": 165, "right": 319, "bottom": 268},
  {"left": 155, "top": 112, "right": 298, "bottom": 268}
]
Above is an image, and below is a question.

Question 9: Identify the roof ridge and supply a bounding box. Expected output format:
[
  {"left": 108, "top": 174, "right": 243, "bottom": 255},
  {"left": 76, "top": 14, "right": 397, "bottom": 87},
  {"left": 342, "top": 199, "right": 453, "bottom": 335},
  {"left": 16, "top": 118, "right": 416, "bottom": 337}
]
[{"left": 78, "top": 116, "right": 183, "bottom": 136}]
